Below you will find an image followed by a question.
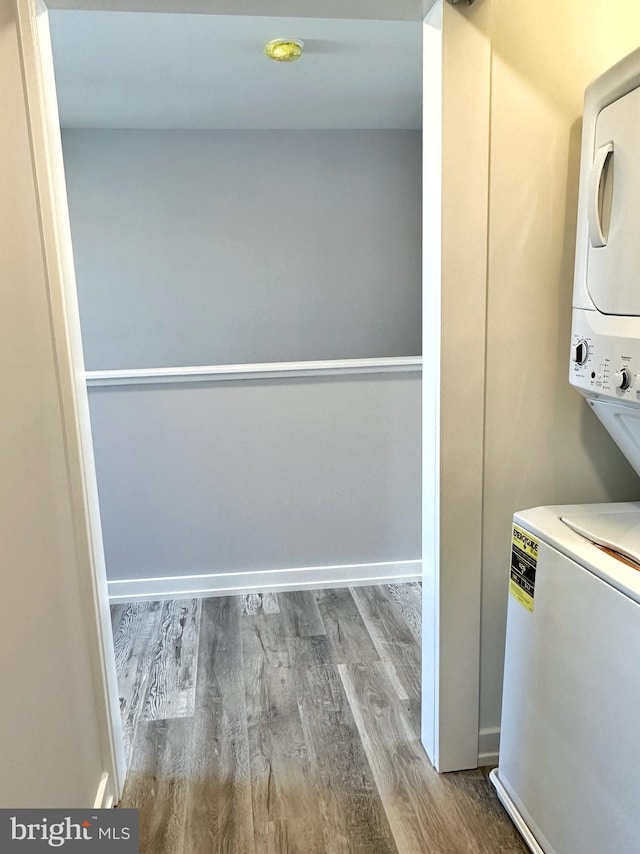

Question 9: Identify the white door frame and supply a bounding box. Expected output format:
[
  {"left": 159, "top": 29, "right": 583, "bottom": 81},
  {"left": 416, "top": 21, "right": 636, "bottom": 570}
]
[
  {"left": 15, "top": 0, "right": 488, "bottom": 793},
  {"left": 14, "top": 0, "right": 127, "bottom": 800},
  {"left": 422, "top": 0, "right": 491, "bottom": 771}
]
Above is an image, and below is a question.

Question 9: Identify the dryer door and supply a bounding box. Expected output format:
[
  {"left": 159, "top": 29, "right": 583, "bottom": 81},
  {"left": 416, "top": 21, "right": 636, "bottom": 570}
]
[{"left": 587, "top": 85, "right": 640, "bottom": 315}]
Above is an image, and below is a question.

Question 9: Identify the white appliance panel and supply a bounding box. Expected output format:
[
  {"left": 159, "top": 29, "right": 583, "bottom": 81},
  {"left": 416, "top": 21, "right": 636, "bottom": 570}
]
[
  {"left": 587, "top": 85, "right": 640, "bottom": 316},
  {"left": 570, "top": 307, "right": 640, "bottom": 477},
  {"left": 496, "top": 521, "right": 640, "bottom": 854},
  {"left": 570, "top": 306, "right": 640, "bottom": 400},
  {"left": 562, "top": 509, "right": 640, "bottom": 564},
  {"left": 589, "top": 399, "right": 640, "bottom": 477}
]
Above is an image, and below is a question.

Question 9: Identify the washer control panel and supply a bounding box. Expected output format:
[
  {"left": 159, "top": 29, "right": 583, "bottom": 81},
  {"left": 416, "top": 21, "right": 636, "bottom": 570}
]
[{"left": 570, "top": 309, "right": 640, "bottom": 401}]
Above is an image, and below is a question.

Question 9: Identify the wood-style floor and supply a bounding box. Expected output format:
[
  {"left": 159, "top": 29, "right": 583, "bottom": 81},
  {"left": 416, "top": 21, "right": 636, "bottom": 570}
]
[{"left": 112, "top": 585, "right": 526, "bottom": 853}]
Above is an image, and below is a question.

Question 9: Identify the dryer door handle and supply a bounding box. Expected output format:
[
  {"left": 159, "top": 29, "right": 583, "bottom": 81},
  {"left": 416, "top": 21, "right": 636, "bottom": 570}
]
[{"left": 588, "top": 141, "right": 614, "bottom": 248}]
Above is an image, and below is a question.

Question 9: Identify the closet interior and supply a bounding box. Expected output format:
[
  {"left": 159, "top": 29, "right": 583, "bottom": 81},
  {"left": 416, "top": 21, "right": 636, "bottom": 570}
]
[{"left": 49, "top": 10, "right": 423, "bottom": 601}]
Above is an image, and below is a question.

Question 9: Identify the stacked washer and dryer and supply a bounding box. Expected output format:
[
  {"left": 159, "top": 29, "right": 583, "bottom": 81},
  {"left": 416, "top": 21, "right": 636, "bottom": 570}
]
[{"left": 491, "top": 50, "right": 640, "bottom": 854}]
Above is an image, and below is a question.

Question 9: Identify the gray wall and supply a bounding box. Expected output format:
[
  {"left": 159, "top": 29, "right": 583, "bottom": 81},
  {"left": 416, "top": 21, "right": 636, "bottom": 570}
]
[
  {"left": 62, "top": 129, "right": 422, "bottom": 370},
  {"left": 65, "top": 128, "right": 422, "bottom": 586},
  {"left": 88, "top": 373, "right": 421, "bottom": 580}
]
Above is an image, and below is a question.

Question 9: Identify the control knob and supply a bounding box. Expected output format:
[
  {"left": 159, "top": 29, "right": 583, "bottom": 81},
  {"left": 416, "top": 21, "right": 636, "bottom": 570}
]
[
  {"left": 573, "top": 339, "right": 589, "bottom": 365},
  {"left": 614, "top": 368, "right": 633, "bottom": 391}
]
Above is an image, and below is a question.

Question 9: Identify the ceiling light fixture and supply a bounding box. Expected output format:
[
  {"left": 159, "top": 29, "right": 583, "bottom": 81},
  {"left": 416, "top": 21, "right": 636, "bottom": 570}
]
[{"left": 264, "top": 39, "right": 304, "bottom": 63}]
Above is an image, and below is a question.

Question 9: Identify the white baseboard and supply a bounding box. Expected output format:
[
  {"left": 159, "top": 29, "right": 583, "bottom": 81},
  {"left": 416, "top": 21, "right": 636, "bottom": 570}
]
[
  {"left": 489, "top": 769, "right": 544, "bottom": 854},
  {"left": 478, "top": 726, "right": 500, "bottom": 767},
  {"left": 107, "top": 559, "right": 422, "bottom": 603}
]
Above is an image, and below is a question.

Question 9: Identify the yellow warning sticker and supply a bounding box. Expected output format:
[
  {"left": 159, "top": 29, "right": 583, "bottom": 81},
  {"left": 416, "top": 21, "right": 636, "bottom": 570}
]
[{"left": 510, "top": 524, "right": 538, "bottom": 612}]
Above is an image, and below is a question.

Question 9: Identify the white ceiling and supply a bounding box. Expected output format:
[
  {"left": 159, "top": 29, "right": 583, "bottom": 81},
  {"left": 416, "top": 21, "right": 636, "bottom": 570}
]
[{"left": 48, "top": 12, "right": 422, "bottom": 130}]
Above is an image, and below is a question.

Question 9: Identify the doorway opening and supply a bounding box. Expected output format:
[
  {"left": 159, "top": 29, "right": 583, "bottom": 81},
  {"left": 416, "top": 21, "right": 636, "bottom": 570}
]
[{"left": 46, "top": 4, "right": 424, "bottom": 800}]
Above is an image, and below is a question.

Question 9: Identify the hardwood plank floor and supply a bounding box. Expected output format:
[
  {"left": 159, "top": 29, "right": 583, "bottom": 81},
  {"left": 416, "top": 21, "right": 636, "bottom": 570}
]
[
  {"left": 241, "top": 592, "right": 280, "bottom": 616},
  {"left": 313, "top": 588, "right": 381, "bottom": 665},
  {"left": 125, "top": 718, "right": 192, "bottom": 854},
  {"left": 287, "top": 633, "right": 398, "bottom": 853},
  {"left": 144, "top": 598, "right": 201, "bottom": 722},
  {"left": 384, "top": 583, "right": 422, "bottom": 643},
  {"left": 243, "top": 615, "right": 328, "bottom": 853},
  {"left": 110, "top": 600, "right": 164, "bottom": 764},
  {"left": 115, "top": 585, "right": 527, "bottom": 854},
  {"left": 339, "top": 660, "right": 455, "bottom": 853},
  {"left": 183, "top": 597, "right": 254, "bottom": 853},
  {"left": 279, "top": 590, "right": 327, "bottom": 638},
  {"left": 350, "top": 585, "right": 423, "bottom": 737}
]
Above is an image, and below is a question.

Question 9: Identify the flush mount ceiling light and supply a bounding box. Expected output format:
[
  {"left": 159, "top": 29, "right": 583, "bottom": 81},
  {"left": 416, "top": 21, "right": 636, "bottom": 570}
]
[{"left": 264, "top": 39, "right": 304, "bottom": 62}]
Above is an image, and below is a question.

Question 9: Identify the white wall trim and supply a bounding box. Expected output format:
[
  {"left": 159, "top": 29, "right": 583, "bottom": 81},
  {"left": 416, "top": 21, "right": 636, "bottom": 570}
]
[
  {"left": 108, "top": 559, "right": 421, "bottom": 602},
  {"left": 93, "top": 772, "right": 110, "bottom": 809},
  {"left": 477, "top": 726, "right": 500, "bottom": 768},
  {"left": 16, "top": 0, "right": 127, "bottom": 802},
  {"left": 421, "top": 0, "right": 442, "bottom": 771},
  {"left": 86, "top": 356, "right": 422, "bottom": 387},
  {"left": 422, "top": 0, "right": 490, "bottom": 772},
  {"left": 489, "top": 771, "right": 545, "bottom": 854}
]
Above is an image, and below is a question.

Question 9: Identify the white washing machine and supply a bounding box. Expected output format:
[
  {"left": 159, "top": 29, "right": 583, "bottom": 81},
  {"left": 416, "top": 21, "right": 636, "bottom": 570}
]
[
  {"left": 491, "top": 503, "right": 640, "bottom": 854},
  {"left": 491, "top": 50, "right": 640, "bottom": 853}
]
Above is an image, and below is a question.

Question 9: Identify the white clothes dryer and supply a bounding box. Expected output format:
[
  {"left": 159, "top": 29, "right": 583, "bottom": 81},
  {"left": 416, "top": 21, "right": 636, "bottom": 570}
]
[{"left": 571, "top": 48, "right": 640, "bottom": 475}]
